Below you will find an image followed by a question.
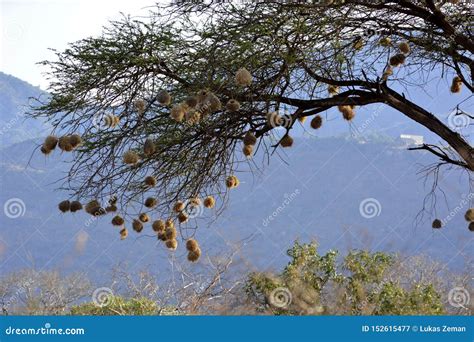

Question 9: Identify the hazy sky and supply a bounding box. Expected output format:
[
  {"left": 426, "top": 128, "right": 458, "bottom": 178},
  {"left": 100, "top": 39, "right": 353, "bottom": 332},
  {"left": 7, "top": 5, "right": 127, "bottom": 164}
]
[{"left": 1, "top": 0, "right": 156, "bottom": 89}]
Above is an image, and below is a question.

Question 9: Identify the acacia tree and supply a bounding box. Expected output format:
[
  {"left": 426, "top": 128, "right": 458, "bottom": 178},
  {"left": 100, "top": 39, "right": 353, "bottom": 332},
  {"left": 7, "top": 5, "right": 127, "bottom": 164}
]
[{"left": 30, "top": 1, "right": 473, "bottom": 248}]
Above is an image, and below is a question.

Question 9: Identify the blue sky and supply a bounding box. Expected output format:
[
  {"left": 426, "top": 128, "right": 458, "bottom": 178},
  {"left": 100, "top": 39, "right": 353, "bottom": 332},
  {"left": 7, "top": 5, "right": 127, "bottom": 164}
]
[{"left": 1, "top": 0, "right": 155, "bottom": 89}]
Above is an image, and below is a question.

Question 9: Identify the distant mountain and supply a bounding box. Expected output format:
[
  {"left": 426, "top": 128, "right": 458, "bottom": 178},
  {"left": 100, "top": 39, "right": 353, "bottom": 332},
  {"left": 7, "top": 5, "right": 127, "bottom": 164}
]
[
  {"left": 0, "top": 72, "right": 50, "bottom": 148},
  {"left": 0, "top": 136, "right": 471, "bottom": 283}
]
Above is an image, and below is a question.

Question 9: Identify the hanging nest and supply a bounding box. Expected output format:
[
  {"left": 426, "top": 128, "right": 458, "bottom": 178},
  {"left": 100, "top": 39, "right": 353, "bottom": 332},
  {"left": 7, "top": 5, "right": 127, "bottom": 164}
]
[
  {"left": 389, "top": 53, "right": 406, "bottom": 67},
  {"left": 85, "top": 200, "right": 103, "bottom": 216},
  {"left": 178, "top": 212, "right": 189, "bottom": 223},
  {"left": 123, "top": 151, "right": 139, "bottom": 165},
  {"left": 157, "top": 232, "right": 167, "bottom": 241},
  {"left": 165, "top": 219, "right": 175, "bottom": 229},
  {"left": 327, "top": 85, "right": 339, "bottom": 96},
  {"left": 243, "top": 144, "right": 253, "bottom": 157},
  {"left": 70, "top": 201, "right": 83, "bottom": 213},
  {"left": 469, "top": 222, "right": 474, "bottom": 232},
  {"left": 58, "top": 200, "right": 71, "bottom": 213},
  {"left": 108, "top": 196, "right": 117, "bottom": 205},
  {"left": 69, "top": 134, "right": 82, "bottom": 148},
  {"left": 203, "top": 196, "right": 215, "bottom": 209},
  {"left": 185, "top": 110, "right": 201, "bottom": 125},
  {"left": 43, "top": 135, "right": 58, "bottom": 151},
  {"left": 353, "top": 38, "right": 364, "bottom": 50},
  {"left": 132, "top": 219, "right": 144, "bottom": 233},
  {"left": 207, "top": 93, "right": 222, "bottom": 112},
  {"left": 165, "top": 225, "right": 177, "bottom": 240},
  {"left": 338, "top": 105, "right": 356, "bottom": 121},
  {"left": 187, "top": 248, "right": 202, "bottom": 262},
  {"left": 104, "top": 114, "right": 120, "bottom": 128},
  {"left": 134, "top": 99, "right": 146, "bottom": 114},
  {"left": 143, "top": 138, "right": 156, "bottom": 156},
  {"left": 144, "top": 197, "right": 158, "bottom": 208},
  {"left": 382, "top": 67, "right": 393, "bottom": 81},
  {"left": 170, "top": 104, "right": 185, "bottom": 122},
  {"left": 111, "top": 215, "right": 124, "bottom": 226},
  {"left": 120, "top": 228, "right": 128, "bottom": 240},
  {"left": 186, "top": 239, "right": 199, "bottom": 252},
  {"left": 464, "top": 208, "right": 474, "bottom": 222},
  {"left": 156, "top": 90, "right": 171, "bottom": 106},
  {"left": 139, "top": 213, "right": 150, "bottom": 223},
  {"left": 398, "top": 41, "right": 410, "bottom": 54},
  {"left": 280, "top": 135, "right": 294, "bottom": 148},
  {"left": 450, "top": 76, "right": 462, "bottom": 93},
  {"left": 235, "top": 67, "right": 253, "bottom": 86},
  {"left": 379, "top": 37, "right": 391, "bottom": 47},
  {"left": 106, "top": 205, "right": 117, "bottom": 213},
  {"left": 144, "top": 176, "right": 157, "bottom": 187},
  {"left": 165, "top": 239, "right": 178, "bottom": 250},
  {"left": 432, "top": 219, "right": 442, "bottom": 229},
  {"left": 58, "top": 136, "right": 73, "bottom": 152},
  {"left": 40, "top": 146, "right": 52, "bottom": 155},
  {"left": 185, "top": 96, "right": 198, "bottom": 108},
  {"left": 173, "top": 201, "right": 185, "bottom": 213},
  {"left": 226, "top": 175, "right": 239, "bottom": 189},
  {"left": 310, "top": 115, "right": 323, "bottom": 129},
  {"left": 226, "top": 99, "right": 241, "bottom": 112},
  {"left": 243, "top": 131, "right": 257, "bottom": 146},
  {"left": 152, "top": 220, "right": 165, "bottom": 232}
]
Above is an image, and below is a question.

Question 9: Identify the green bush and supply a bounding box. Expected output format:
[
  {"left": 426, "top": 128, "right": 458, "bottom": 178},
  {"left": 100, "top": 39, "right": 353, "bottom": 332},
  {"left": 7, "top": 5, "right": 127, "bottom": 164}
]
[
  {"left": 245, "top": 241, "right": 444, "bottom": 315},
  {"left": 70, "top": 296, "right": 178, "bottom": 316}
]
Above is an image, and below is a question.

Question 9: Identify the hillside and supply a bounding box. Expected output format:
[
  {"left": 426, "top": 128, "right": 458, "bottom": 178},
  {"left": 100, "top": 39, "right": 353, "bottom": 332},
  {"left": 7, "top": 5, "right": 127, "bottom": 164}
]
[
  {"left": 0, "top": 136, "right": 471, "bottom": 284},
  {"left": 0, "top": 72, "right": 50, "bottom": 148}
]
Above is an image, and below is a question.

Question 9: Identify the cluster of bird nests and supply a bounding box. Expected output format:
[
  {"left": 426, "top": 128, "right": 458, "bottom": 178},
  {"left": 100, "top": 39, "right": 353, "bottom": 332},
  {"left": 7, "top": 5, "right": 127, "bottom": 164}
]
[
  {"left": 432, "top": 208, "right": 474, "bottom": 232},
  {"left": 40, "top": 134, "right": 82, "bottom": 155},
  {"left": 57, "top": 191, "right": 221, "bottom": 262}
]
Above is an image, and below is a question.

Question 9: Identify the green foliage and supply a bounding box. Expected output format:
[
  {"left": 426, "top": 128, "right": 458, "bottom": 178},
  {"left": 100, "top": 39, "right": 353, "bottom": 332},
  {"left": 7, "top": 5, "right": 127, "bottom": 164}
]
[
  {"left": 70, "top": 296, "right": 178, "bottom": 316},
  {"left": 246, "top": 241, "right": 445, "bottom": 315}
]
